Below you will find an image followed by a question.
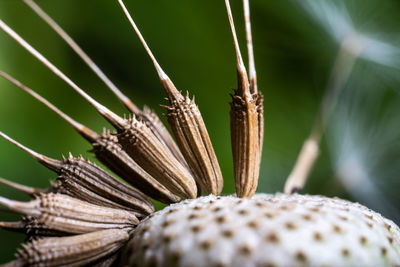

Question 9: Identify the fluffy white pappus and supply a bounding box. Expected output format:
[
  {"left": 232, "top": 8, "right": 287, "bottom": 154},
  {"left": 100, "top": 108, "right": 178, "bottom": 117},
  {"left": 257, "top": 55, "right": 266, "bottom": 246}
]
[
  {"left": 296, "top": 0, "right": 354, "bottom": 43},
  {"left": 296, "top": 0, "right": 400, "bottom": 69},
  {"left": 327, "top": 75, "right": 400, "bottom": 222}
]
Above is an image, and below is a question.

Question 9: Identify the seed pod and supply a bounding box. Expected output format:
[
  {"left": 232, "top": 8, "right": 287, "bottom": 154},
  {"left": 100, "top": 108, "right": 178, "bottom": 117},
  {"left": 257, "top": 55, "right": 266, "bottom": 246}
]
[
  {"left": 0, "top": 132, "right": 154, "bottom": 217},
  {"left": 118, "top": 1, "right": 223, "bottom": 195},
  {"left": 9, "top": 228, "right": 130, "bottom": 267},
  {"left": 92, "top": 130, "right": 180, "bottom": 203},
  {"left": 51, "top": 178, "right": 136, "bottom": 213},
  {"left": 163, "top": 86, "right": 224, "bottom": 195},
  {"left": 138, "top": 105, "right": 189, "bottom": 169},
  {"left": 0, "top": 193, "right": 138, "bottom": 235},
  {"left": 117, "top": 116, "right": 197, "bottom": 199},
  {"left": 225, "top": 0, "right": 262, "bottom": 198},
  {"left": 0, "top": 71, "right": 180, "bottom": 204},
  {"left": 21, "top": 0, "right": 187, "bottom": 173},
  {"left": 230, "top": 90, "right": 261, "bottom": 198},
  {"left": 0, "top": 20, "right": 198, "bottom": 200},
  {"left": 243, "top": 0, "right": 264, "bottom": 155},
  {"left": 0, "top": 219, "right": 68, "bottom": 237},
  {"left": 255, "top": 92, "right": 264, "bottom": 154},
  {"left": 56, "top": 154, "right": 155, "bottom": 216}
]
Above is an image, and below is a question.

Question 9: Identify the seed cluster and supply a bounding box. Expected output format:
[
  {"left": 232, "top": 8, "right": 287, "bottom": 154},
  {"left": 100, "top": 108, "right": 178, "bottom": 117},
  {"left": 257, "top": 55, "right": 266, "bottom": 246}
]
[{"left": 0, "top": 0, "right": 400, "bottom": 266}]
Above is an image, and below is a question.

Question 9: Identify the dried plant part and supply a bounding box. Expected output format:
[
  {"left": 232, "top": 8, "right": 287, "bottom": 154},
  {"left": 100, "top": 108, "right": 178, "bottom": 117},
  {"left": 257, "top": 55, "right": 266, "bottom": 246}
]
[
  {"left": 7, "top": 228, "right": 130, "bottom": 267},
  {"left": 117, "top": 116, "right": 197, "bottom": 199},
  {"left": 284, "top": 137, "right": 320, "bottom": 194},
  {"left": 135, "top": 107, "right": 189, "bottom": 173},
  {"left": 123, "top": 194, "right": 400, "bottom": 267},
  {"left": 243, "top": 0, "right": 264, "bottom": 154},
  {"left": 163, "top": 89, "right": 224, "bottom": 195},
  {"left": 255, "top": 93, "right": 264, "bottom": 153},
  {"left": 118, "top": 0, "right": 223, "bottom": 195},
  {"left": 92, "top": 253, "right": 119, "bottom": 267},
  {"left": 225, "top": 0, "right": 262, "bottom": 198},
  {"left": 48, "top": 154, "right": 154, "bottom": 217},
  {"left": 1, "top": 1, "right": 400, "bottom": 267},
  {"left": 0, "top": 70, "right": 179, "bottom": 204},
  {"left": 0, "top": 193, "right": 138, "bottom": 235},
  {"left": 1, "top": 219, "right": 78, "bottom": 237},
  {"left": 93, "top": 130, "right": 179, "bottom": 203},
  {"left": 0, "top": 176, "right": 45, "bottom": 197},
  {"left": 0, "top": 22, "right": 197, "bottom": 200},
  {"left": 0, "top": 132, "right": 154, "bottom": 217},
  {"left": 137, "top": 105, "right": 189, "bottom": 169},
  {"left": 22, "top": 0, "right": 187, "bottom": 167},
  {"left": 284, "top": 34, "right": 362, "bottom": 194},
  {"left": 0, "top": 221, "right": 31, "bottom": 235}
]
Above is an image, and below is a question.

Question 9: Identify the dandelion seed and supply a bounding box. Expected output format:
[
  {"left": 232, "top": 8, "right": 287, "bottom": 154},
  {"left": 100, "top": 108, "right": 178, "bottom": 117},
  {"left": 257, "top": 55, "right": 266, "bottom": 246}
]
[
  {"left": 285, "top": 0, "right": 400, "bottom": 193},
  {"left": 0, "top": 1, "right": 399, "bottom": 266}
]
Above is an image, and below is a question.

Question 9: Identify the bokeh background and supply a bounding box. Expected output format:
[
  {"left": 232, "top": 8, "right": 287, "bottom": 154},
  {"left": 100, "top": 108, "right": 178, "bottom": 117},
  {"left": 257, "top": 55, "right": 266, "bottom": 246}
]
[{"left": 0, "top": 0, "right": 399, "bottom": 263}]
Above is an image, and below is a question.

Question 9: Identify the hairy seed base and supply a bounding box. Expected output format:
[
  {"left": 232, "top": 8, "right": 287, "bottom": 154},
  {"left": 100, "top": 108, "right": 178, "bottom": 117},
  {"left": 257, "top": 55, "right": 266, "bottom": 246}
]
[{"left": 121, "top": 194, "right": 400, "bottom": 267}]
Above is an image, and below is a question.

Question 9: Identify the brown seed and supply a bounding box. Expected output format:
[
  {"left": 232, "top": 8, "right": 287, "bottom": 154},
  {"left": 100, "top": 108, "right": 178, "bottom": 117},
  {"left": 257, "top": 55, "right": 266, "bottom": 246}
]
[
  {"left": 0, "top": 71, "right": 179, "bottom": 205},
  {"left": 19, "top": 0, "right": 187, "bottom": 178},
  {"left": 164, "top": 90, "right": 224, "bottom": 195},
  {"left": 0, "top": 132, "right": 155, "bottom": 216},
  {"left": 118, "top": 117, "right": 197, "bottom": 199},
  {"left": 59, "top": 155, "right": 155, "bottom": 215},
  {"left": 16, "top": 229, "right": 129, "bottom": 266},
  {"left": 93, "top": 130, "right": 179, "bottom": 204},
  {"left": 0, "top": 193, "right": 138, "bottom": 235},
  {"left": 225, "top": 0, "right": 262, "bottom": 198},
  {"left": 118, "top": 0, "right": 223, "bottom": 196},
  {"left": 0, "top": 16, "right": 198, "bottom": 201}
]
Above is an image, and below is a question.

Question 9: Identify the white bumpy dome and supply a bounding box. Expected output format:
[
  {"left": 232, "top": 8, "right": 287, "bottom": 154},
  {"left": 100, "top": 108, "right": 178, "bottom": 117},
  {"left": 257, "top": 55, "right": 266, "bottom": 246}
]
[{"left": 122, "top": 194, "right": 400, "bottom": 267}]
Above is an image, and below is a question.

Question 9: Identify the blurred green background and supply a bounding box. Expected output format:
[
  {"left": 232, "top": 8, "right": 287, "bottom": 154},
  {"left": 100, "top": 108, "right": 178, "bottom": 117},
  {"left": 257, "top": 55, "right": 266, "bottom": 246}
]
[{"left": 0, "top": 0, "right": 399, "bottom": 263}]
